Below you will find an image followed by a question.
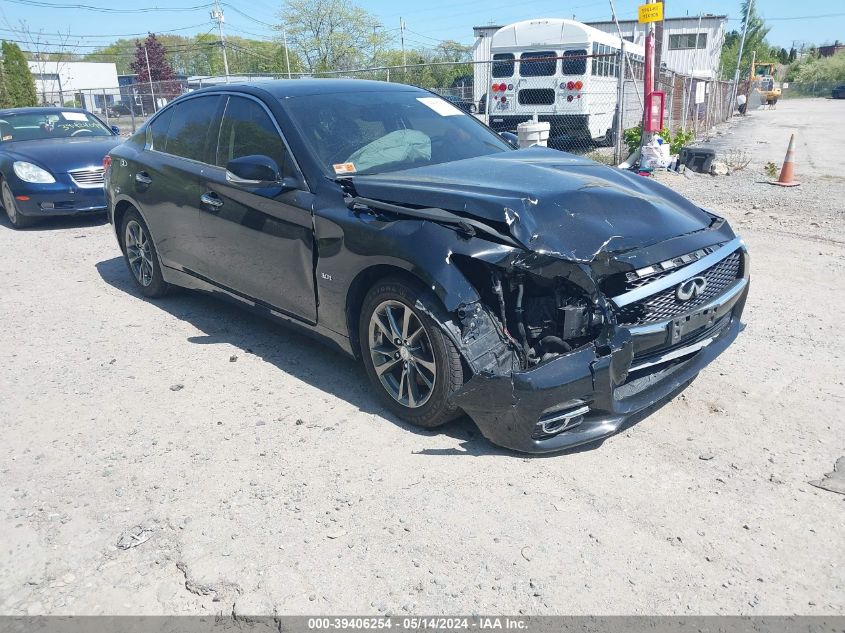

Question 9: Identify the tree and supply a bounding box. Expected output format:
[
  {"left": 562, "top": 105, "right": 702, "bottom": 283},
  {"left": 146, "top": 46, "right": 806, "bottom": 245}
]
[
  {"left": 778, "top": 47, "right": 788, "bottom": 64},
  {"left": 719, "top": 0, "right": 774, "bottom": 79},
  {"left": 2, "top": 41, "right": 38, "bottom": 107},
  {"left": 788, "top": 47, "right": 797, "bottom": 63},
  {"left": 0, "top": 60, "right": 12, "bottom": 109},
  {"left": 278, "top": 0, "right": 391, "bottom": 73},
  {"left": 131, "top": 33, "right": 178, "bottom": 92}
]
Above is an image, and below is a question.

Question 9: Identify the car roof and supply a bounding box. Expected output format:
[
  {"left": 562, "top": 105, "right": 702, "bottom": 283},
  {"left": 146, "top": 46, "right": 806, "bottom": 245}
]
[
  {"left": 186, "top": 78, "right": 427, "bottom": 99},
  {"left": 0, "top": 106, "right": 90, "bottom": 117}
]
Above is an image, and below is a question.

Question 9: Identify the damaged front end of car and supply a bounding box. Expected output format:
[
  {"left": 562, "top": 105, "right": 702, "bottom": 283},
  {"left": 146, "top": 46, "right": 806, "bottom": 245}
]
[{"left": 345, "top": 148, "right": 750, "bottom": 453}]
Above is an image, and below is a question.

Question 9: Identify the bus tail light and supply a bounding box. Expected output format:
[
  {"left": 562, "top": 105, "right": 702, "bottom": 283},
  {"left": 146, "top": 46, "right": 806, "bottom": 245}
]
[
  {"left": 567, "top": 95, "right": 574, "bottom": 102},
  {"left": 575, "top": 80, "right": 583, "bottom": 90},
  {"left": 566, "top": 81, "right": 575, "bottom": 90}
]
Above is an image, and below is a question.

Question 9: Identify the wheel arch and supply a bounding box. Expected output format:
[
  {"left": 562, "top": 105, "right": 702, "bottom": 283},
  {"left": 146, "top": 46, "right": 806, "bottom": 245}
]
[
  {"left": 112, "top": 198, "right": 136, "bottom": 247},
  {"left": 345, "top": 264, "right": 429, "bottom": 360}
]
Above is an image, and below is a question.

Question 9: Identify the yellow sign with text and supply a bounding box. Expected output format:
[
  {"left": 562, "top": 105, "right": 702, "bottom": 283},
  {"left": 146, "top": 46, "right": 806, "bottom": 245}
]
[{"left": 638, "top": 2, "right": 664, "bottom": 23}]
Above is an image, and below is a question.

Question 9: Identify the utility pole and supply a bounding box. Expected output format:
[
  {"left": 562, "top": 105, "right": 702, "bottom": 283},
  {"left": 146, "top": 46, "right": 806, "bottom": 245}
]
[
  {"left": 211, "top": 0, "right": 230, "bottom": 82},
  {"left": 643, "top": 0, "right": 655, "bottom": 136},
  {"left": 729, "top": 0, "right": 753, "bottom": 116},
  {"left": 144, "top": 45, "right": 156, "bottom": 113},
  {"left": 282, "top": 26, "right": 292, "bottom": 79},
  {"left": 400, "top": 17, "right": 406, "bottom": 72}
]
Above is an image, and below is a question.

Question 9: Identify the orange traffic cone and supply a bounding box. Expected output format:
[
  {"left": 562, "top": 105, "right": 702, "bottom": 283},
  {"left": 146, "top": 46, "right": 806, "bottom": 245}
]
[{"left": 769, "top": 133, "right": 800, "bottom": 187}]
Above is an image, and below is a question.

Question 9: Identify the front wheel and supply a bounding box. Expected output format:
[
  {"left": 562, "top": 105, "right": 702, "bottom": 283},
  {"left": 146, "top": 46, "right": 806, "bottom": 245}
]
[
  {"left": 359, "top": 277, "right": 464, "bottom": 428},
  {"left": 2, "top": 179, "right": 34, "bottom": 229}
]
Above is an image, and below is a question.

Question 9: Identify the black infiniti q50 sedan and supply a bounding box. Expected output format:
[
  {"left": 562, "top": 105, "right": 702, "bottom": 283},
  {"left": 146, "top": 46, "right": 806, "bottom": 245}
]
[{"left": 105, "top": 79, "right": 749, "bottom": 454}]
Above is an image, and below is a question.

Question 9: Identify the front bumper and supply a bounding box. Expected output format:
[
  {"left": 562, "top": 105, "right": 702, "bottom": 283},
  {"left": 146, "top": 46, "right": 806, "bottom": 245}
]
[
  {"left": 450, "top": 276, "right": 749, "bottom": 454},
  {"left": 11, "top": 176, "right": 107, "bottom": 217}
]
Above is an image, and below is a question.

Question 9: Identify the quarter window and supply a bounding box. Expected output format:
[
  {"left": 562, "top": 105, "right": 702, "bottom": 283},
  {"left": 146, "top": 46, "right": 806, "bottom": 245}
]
[
  {"left": 146, "top": 107, "right": 173, "bottom": 151},
  {"left": 520, "top": 51, "right": 556, "bottom": 77},
  {"left": 216, "top": 96, "right": 288, "bottom": 174},
  {"left": 163, "top": 96, "right": 222, "bottom": 163},
  {"left": 492, "top": 53, "right": 514, "bottom": 78}
]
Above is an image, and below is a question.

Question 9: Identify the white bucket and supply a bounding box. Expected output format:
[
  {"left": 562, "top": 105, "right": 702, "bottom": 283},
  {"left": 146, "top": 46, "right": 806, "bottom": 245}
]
[{"left": 516, "top": 121, "right": 550, "bottom": 148}]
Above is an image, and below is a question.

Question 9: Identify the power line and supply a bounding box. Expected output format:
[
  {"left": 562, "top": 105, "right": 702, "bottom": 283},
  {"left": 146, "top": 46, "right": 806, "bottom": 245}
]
[
  {"left": 1, "top": 0, "right": 213, "bottom": 12},
  {"left": 0, "top": 21, "right": 212, "bottom": 39}
]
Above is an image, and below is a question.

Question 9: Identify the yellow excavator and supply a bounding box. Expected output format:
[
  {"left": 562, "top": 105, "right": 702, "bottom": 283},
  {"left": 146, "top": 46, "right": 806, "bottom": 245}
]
[{"left": 753, "top": 62, "right": 781, "bottom": 105}]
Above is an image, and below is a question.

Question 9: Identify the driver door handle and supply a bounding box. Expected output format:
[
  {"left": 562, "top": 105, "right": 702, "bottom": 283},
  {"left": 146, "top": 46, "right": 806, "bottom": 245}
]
[
  {"left": 135, "top": 171, "right": 152, "bottom": 185},
  {"left": 200, "top": 191, "right": 223, "bottom": 209}
]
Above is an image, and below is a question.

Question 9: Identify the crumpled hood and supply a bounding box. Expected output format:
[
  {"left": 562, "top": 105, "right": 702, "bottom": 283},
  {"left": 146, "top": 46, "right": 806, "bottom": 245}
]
[
  {"left": 351, "top": 146, "right": 716, "bottom": 262},
  {"left": 3, "top": 136, "right": 120, "bottom": 174}
]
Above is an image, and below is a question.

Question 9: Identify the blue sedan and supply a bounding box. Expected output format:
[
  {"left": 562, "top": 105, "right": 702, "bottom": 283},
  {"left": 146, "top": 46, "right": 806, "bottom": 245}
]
[{"left": 0, "top": 107, "right": 121, "bottom": 228}]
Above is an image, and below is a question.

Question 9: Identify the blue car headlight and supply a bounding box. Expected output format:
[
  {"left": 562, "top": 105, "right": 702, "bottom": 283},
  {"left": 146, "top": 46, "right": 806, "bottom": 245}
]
[{"left": 13, "top": 161, "right": 56, "bottom": 184}]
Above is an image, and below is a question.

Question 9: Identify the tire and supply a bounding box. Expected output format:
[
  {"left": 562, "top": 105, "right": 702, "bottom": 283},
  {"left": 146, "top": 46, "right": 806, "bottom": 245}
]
[
  {"left": 1, "top": 179, "right": 35, "bottom": 229},
  {"left": 359, "top": 277, "right": 464, "bottom": 428},
  {"left": 119, "top": 208, "right": 170, "bottom": 298}
]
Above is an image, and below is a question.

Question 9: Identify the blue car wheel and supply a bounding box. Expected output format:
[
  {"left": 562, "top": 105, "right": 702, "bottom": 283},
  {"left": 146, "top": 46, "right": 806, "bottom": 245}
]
[{"left": 1, "top": 179, "right": 34, "bottom": 229}]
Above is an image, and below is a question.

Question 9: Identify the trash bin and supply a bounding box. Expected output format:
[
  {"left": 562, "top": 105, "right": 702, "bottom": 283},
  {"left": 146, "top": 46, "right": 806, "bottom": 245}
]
[
  {"left": 517, "top": 121, "right": 550, "bottom": 148},
  {"left": 679, "top": 147, "right": 716, "bottom": 174}
]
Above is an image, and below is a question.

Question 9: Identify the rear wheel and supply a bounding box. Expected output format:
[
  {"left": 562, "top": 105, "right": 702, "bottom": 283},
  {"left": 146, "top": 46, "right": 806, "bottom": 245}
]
[
  {"left": 1, "top": 179, "right": 34, "bottom": 229},
  {"left": 119, "top": 209, "right": 170, "bottom": 298},
  {"left": 359, "top": 277, "right": 464, "bottom": 428}
]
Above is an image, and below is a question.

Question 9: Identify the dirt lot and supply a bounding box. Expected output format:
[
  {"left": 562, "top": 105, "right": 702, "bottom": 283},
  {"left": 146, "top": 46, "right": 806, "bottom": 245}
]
[{"left": 1, "top": 99, "right": 843, "bottom": 616}]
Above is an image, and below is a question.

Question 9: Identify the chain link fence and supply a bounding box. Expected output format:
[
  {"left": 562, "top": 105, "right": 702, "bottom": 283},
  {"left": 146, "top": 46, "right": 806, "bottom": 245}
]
[
  {"left": 781, "top": 81, "right": 842, "bottom": 99},
  {"left": 34, "top": 57, "right": 737, "bottom": 164}
]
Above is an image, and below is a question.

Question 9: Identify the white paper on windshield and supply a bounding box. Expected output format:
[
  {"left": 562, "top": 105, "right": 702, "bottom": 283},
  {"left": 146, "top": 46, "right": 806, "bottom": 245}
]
[
  {"left": 416, "top": 97, "right": 464, "bottom": 116},
  {"left": 62, "top": 112, "right": 88, "bottom": 121}
]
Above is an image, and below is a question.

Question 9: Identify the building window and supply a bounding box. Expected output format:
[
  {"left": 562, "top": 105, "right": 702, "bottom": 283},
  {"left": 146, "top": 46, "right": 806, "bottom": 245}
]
[{"left": 668, "top": 33, "right": 707, "bottom": 50}]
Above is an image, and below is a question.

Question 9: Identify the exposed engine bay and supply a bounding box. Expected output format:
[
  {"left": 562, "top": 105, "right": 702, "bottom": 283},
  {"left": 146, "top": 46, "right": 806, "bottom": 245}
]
[{"left": 474, "top": 266, "right": 604, "bottom": 368}]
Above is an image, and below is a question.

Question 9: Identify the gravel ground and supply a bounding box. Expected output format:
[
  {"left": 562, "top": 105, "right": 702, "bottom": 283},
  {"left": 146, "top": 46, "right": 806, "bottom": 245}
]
[{"left": 1, "top": 99, "right": 843, "bottom": 616}]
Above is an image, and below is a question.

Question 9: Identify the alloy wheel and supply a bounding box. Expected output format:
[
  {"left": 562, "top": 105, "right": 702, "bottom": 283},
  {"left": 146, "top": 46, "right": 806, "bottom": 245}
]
[
  {"left": 2, "top": 182, "right": 17, "bottom": 223},
  {"left": 124, "top": 220, "right": 154, "bottom": 287},
  {"left": 367, "top": 300, "right": 437, "bottom": 408}
]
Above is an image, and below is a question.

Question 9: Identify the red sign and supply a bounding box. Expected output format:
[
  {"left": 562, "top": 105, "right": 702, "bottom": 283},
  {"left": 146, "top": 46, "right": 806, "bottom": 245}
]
[{"left": 644, "top": 91, "right": 665, "bottom": 132}]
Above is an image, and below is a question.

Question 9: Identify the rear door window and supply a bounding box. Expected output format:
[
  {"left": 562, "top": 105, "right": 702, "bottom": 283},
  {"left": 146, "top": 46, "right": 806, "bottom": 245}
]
[
  {"left": 215, "top": 96, "right": 288, "bottom": 174},
  {"left": 562, "top": 49, "right": 587, "bottom": 75},
  {"left": 520, "top": 51, "right": 557, "bottom": 77},
  {"left": 164, "top": 95, "right": 223, "bottom": 163},
  {"left": 492, "top": 53, "right": 515, "bottom": 78}
]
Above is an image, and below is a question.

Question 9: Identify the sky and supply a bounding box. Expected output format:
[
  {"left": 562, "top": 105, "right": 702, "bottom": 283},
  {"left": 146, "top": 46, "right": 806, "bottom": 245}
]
[{"left": 0, "top": 0, "right": 841, "bottom": 55}]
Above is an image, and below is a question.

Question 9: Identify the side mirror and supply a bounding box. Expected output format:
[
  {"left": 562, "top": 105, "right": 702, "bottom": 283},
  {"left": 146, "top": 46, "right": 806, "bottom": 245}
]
[
  {"left": 111, "top": 125, "right": 120, "bottom": 135},
  {"left": 226, "top": 154, "right": 282, "bottom": 187},
  {"left": 499, "top": 131, "right": 519, "bottom": 148}
]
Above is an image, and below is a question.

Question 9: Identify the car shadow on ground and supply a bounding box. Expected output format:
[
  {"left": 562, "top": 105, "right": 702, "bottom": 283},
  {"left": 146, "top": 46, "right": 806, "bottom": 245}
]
[
  {"left": 95, "top": 256, "right": 528, "bottom": 457},
  {"left": 0, "top": 212, "right": 108, "bottom": 232}
]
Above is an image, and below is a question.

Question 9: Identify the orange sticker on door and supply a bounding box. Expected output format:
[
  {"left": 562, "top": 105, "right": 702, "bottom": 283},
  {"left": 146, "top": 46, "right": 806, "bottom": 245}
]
[{"left": 333, "top": 162, "right": 356, "bottom": 174}]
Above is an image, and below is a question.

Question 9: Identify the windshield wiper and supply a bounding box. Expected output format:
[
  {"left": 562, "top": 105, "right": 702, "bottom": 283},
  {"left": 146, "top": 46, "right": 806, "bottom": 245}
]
[{"left": 349, "top": 196, "right": 523, "bottom": 249}]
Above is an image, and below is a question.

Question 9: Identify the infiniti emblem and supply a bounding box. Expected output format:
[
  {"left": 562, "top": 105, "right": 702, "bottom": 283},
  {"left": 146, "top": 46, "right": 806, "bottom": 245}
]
[{"left": 676, "top": 276, "right": 707, "bottom": 301}]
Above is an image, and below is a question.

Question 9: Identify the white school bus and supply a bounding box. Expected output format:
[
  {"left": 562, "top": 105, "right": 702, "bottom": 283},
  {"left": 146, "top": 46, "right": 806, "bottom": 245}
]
[{"left": 484, "top": 18, "right": 644, "bottom": 145}]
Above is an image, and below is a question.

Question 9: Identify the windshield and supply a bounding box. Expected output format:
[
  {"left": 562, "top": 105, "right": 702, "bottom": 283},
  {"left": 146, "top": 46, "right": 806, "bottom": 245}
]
[
  {"left": 0, "top": 110, "right": 112, "bottom": 143},
  {"left": 282, "top": 90, "right": 511, "bottom": 176}
]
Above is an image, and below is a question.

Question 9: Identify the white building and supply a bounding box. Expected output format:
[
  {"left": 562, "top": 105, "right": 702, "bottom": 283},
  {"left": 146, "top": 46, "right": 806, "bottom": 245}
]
[
  {"left": 585, "top": 15, "right": 727, "bottom": 79},
  {"left": 473, "top": 14, "right": 727, "bottom": 79},
  {"left": 28, "top": 61, "right": 121, "bottom": 112}
]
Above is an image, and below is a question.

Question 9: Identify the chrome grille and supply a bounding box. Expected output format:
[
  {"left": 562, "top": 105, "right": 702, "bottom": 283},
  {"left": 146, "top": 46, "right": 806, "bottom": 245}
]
[
  {"left": 617, "top": 251, "right": 742, "bottom": 326},
  {"left": 69, "top": 167, "right": 105, "bottom": 187}
]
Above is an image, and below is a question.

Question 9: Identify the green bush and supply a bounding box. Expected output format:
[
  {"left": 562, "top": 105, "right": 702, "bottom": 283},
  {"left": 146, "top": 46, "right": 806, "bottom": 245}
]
[{"left": 623, "top": 124, "right": 696, "bottom": 156}]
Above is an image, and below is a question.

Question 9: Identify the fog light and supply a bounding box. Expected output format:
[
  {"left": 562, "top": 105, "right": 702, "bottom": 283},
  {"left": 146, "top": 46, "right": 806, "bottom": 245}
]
[{"left": 536, "top": 404, "right": 590, "bottom": 437}]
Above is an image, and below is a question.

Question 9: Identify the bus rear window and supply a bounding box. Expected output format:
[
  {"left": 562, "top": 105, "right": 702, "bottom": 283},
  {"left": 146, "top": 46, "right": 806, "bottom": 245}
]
[
  {"left": 562, "top": 49, "right": 587, "bottom": 75},
  {"left": 520, "top": 51, "right": 556, "bottom": 77},
  {"left": 492, "top": 53, "right": 514, "bottom": 78}
]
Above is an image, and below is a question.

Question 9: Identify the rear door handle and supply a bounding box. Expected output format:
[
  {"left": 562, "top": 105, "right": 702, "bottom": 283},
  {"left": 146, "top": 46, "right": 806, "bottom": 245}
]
[
  {"left": 200, "top": 191, "right": 223, "bottom": 209},
  {"left": 135, "top": 171, "right": 152, "bottom": 185}
]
